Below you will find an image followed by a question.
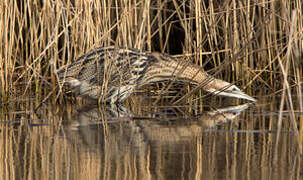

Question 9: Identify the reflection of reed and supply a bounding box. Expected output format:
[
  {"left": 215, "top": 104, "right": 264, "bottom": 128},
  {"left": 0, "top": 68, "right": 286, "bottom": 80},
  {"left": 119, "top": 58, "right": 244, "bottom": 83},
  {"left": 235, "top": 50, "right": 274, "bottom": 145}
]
[{"left": 1, "top": 101, "right": 301, "bottom": 180}]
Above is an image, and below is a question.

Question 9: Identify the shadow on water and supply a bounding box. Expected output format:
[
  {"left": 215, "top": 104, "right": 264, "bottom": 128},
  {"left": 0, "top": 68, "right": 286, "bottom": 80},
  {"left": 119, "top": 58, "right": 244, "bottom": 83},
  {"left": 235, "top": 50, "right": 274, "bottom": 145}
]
[{"left": 0, "top": 96, "right": 302, "bottom": 179}]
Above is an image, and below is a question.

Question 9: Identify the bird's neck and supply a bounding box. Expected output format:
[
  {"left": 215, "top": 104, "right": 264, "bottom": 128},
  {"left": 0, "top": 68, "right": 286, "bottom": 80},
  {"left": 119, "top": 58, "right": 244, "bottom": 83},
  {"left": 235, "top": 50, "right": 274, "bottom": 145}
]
[{"left": 144, "top": 53, "right": 211, "bottom": 85}]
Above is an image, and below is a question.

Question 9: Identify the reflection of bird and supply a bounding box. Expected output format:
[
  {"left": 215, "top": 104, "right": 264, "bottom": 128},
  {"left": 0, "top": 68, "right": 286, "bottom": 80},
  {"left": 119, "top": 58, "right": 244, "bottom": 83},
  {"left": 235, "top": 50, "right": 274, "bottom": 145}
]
[{"left": 56, "top": 47, "right": 256, "bottom": 103}]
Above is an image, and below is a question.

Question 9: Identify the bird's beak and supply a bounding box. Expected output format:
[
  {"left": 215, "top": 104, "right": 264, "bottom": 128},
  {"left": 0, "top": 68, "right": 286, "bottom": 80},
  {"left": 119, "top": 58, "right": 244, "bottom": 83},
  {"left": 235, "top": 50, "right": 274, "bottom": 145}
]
[
  {"left": 207, "top": 88, "right": 257, "bottom": 102},
  {"left": 228, "top": 90, "right": 257, "bottom": 102}
]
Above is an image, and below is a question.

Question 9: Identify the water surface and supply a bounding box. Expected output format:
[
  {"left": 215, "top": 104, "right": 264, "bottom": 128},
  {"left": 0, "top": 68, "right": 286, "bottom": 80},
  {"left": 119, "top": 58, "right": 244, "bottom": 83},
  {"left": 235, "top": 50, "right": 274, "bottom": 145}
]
[{"left": 1, "top": 95, "right": 302, "bottom": 179}]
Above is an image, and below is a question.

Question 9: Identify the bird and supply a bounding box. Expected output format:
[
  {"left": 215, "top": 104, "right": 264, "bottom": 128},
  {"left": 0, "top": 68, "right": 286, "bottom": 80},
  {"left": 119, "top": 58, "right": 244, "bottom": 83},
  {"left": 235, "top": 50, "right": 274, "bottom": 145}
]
[{"left": 55, "top": 46, "right": 256, "bottom": 103}]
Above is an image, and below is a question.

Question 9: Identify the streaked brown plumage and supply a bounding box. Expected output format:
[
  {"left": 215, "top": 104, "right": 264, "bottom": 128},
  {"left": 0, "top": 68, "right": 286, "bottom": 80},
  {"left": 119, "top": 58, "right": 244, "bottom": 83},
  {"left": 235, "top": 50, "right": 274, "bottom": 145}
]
[{"left": 55, "top": 46, "right": 256, "bottom": 103}]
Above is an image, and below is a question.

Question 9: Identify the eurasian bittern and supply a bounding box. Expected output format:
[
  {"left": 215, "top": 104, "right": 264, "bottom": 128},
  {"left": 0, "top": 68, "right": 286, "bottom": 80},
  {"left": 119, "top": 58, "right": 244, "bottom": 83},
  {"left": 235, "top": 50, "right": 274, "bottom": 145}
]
[{"left": 55, "top": 47, "right": 256, "bottom": 103}]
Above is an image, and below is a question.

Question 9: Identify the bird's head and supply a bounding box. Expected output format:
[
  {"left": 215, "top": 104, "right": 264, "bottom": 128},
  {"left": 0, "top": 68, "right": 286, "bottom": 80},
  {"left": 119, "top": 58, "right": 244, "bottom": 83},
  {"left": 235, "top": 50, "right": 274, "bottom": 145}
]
[{"left": 203, "top": 78, "right": 257, "bottom": 102}]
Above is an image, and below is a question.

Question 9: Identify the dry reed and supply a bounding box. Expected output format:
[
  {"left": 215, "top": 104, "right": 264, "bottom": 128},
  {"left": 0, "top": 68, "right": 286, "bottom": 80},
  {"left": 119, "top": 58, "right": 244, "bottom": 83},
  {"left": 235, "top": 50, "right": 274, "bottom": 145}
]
[
  {"left": 0, "top": 1, "right": 302, "bottom": 144},
  {"left": 0, "top": 1, "right": 301, "bottom": 95}
]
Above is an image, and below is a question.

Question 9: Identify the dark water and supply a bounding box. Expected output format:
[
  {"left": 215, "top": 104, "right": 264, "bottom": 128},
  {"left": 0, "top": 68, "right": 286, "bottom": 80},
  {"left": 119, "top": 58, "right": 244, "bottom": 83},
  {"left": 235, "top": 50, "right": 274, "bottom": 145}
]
[{"left": 1, "top": 95, "right": 302, "bottom": 180}]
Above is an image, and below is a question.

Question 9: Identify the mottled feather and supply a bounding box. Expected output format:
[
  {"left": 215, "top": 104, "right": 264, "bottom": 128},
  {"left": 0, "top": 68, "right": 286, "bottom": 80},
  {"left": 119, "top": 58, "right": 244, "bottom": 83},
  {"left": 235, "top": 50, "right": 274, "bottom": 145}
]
[{"left": 56, "top": 46, "right": 256, "bottom": 103}]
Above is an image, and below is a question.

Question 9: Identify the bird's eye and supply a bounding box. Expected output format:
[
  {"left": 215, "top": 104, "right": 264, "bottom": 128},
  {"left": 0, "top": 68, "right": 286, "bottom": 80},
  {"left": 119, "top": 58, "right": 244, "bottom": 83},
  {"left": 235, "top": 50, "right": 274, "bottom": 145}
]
[{"left": 231, "top": 86, "right": 239, "bottom": 91}]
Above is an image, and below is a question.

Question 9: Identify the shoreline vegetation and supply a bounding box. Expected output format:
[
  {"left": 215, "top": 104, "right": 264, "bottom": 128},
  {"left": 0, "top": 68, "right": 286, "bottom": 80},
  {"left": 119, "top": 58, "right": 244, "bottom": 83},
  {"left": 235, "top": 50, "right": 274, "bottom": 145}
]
[{"left": 0, "top": 1, "right": 302, "bottom": 146}]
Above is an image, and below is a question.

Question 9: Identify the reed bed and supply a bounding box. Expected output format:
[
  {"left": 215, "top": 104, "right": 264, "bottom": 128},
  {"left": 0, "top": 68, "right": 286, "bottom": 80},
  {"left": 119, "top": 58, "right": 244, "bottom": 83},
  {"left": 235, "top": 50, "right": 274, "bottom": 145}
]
[
  {"left": 0, "top": 1, "right": 302, "bottom": 138},
  {"left": 0, "top": 0, "right": 301, "bottom": 97}
]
